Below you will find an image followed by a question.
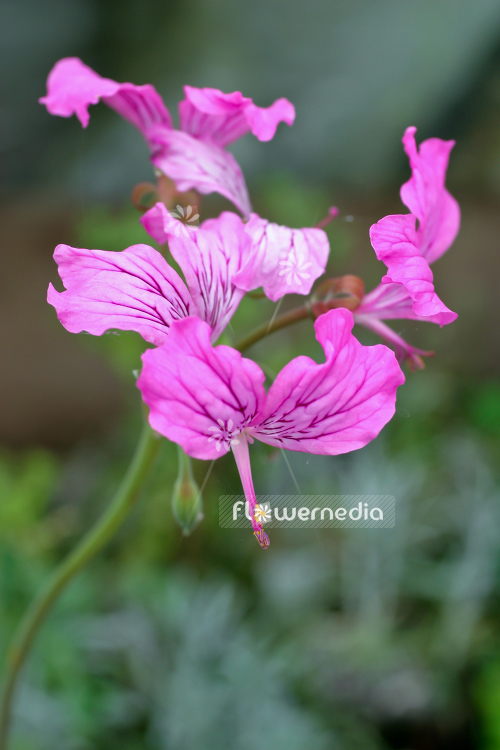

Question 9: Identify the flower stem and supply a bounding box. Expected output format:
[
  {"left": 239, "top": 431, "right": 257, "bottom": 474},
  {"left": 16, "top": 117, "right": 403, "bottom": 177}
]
[
  {"left": 0, "top": 419, "right": 161, "bottom": 750},
  {"left": 235, "top": 304, "right": 311, "bottom": 352}
]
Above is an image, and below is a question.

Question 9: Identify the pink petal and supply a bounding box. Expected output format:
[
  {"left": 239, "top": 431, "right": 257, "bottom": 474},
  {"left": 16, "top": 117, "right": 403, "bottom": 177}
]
[
  {"left": 250, "top": 309, "right": 405, "bottom": 454},
  {"left": 47, "top": 243, "right": 192, "bottom": 346},
  {"left": 231, "top": 435, "right": 270, "bottom": 549},
  {"left": 179, "top": 86, "right": 295, "bottom": 146},
  {"left": 353, "top": 314, "right": 432, "bottom": 370},
  {"left": 369, "top": 214, "right": 457, "bottom": 326},
  {"left": 400, "top": 126, "right": 460, "bottom": 264},
  {"left": 39, "top": 57, "right": 172, "bottom": 135},
  {"left": 141, "top": 204, "right": 251, "bottom": 341},
  {"left": 233, "top": 214, "right": 330, "bottom": 301},
  {"left": 149, "top": 126, "right": 252, "bottom": 216},
  {"left": 354, "top": 284, "right": 435, "bottom": 368},
  {"left": 355, "top": 282, "right": 416, "bottom": 320},
  {"left": 137, "top": 317, "right": 266, "bottom": 460}
]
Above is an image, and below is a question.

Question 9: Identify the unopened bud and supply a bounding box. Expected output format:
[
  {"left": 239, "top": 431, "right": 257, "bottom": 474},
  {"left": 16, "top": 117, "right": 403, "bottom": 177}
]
[
  {"left": 310, "top": 275, "right": 365, "bottom": 317},
  {"left": 172, "top": 447, "right": 203, "bottom": 536}
]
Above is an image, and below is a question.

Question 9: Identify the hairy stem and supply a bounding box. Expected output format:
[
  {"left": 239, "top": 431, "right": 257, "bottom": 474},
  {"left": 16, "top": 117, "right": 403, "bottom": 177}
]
[{"left": 0, "top": 419, "right": 160, "bottom": 749}]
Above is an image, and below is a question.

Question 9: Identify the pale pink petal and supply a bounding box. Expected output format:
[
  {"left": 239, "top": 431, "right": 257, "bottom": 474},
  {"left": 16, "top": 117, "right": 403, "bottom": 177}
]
[
  {"left": 140, "top": 201, "right": 196, "bottom": 244},
  {"left": 400, "top": 126, "right": 460, "bottom": 264},
  {"left": 137, "top": 317, "right": 266, "bottom": 460},
  {"left": 141, "top": 204, "right": 251, "bottom": 340},
  {"left": 250, "top": 309, "right": 405, "bottom": 453},
  {"left": 370, "top": 214, "right": 457, "bottom": 326},
  {"left": 47, "top": 243, "right": 192, "bottom": 346},
  {"left": 355, "top": 282, "right": 416, "bottom": 320},
  {"left": 179, "top": 86, "right": 295, "bottom": 146},
  {"left": 39, "top": 57, "right": 172, "bottom": 135},
  {"left": 149, "top": 126, "right": 251, "bottom": 216},
  {"left": 234, "top": 214, "right": 330, "bottom": 301}
]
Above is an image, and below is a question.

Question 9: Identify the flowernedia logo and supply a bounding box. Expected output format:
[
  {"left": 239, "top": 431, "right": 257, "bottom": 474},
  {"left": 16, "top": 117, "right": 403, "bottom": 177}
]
[
  {"left": 253, "top": 503, "right": 272, "bottom": 523},
  {"left": 219, "top": 495, "right": 395, "bottom": 529}
]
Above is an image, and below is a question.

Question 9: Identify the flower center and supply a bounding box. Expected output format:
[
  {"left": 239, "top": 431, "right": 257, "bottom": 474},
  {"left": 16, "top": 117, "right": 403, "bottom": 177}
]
[{"left": 207, "top": 418, "right": 241, "bottom": 452}]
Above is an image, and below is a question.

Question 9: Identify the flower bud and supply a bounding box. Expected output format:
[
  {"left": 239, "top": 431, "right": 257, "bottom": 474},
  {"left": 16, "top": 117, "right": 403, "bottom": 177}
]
[
  {"left": 310, "top": 275, "right": 365, "bottom": 317},
  {"left": 157, "top": 175, "right": 199, "bottom": 212},
  {"left": 132, "top": 176, "right": 200, "bottom": 216},
  {"left": 131, "top": 182, "right": 159, "bottom": 212},
  {"left": 172, "top": 447, "right": 203, "bottom": 536}
]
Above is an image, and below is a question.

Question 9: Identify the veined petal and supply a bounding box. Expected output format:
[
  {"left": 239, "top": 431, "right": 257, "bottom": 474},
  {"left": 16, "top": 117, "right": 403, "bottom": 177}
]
[
  {"left": 250, "top": 309, "right": 404, "bottom": 454},
  {"left": 47, "top": 243, "right": 192, "bottom": 346},
  {"left": 234, "top": 214, "right": 330, "bottom": 301},
  {"left": 149, "top": 126, "right": 251, "bottom": 216},
  {"left": 179, "top": 86, "right": 295, "bottom": 146},
  {"left": 137, "top": 317, "right": 266, "bottom": 460},
  {"left": 355, "top": 282, "right": 416, "bottom": 320},
  {"left": 39, "top": 57, "right": 172, "bottom": 136},
  {"left": 141, "top": 204, "right": 251, "bottom": 341},
  {"left": 370, "top": 214, "right": 457, "bottom": 326},
  {"left": 400, "top": 126, "right": 460, "bottom": 264}
]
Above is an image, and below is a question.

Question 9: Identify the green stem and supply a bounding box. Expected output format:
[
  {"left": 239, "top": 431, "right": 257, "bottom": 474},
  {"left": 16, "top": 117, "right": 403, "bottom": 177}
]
[
  {"left": 0, "top": 419, "right": 160, "bottom": 750},
  {"left": 0, "top": 300, "right": 314, "bottom": 747},
  {"left": 235, "top": 304, "right": 311, "bottom": 352}
]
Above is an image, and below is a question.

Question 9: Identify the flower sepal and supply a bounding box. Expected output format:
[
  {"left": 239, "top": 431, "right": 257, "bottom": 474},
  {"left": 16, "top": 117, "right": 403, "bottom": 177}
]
[
  {"left": 171, "top": 447, "right": 203, "bottom": 536},
  {"left": 131, "top": 175, "right": 200, "bottom": 222},
  {"left": 310, "top": 275, "right": 365, "bottom": 318}
]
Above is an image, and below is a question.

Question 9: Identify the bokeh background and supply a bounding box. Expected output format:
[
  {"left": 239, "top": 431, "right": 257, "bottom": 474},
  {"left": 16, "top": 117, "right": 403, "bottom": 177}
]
[{"left": 2, "top": 1, "right": 500, "bottom": 748}]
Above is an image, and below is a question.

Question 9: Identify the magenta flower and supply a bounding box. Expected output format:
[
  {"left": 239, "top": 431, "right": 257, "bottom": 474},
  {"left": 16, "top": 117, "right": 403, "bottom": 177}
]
[
  {"left": 142, "top": 202, "right": 330, "bottom": 301},
  {"left": 40, "top": 58, "right": 295, "bottom": 217},
  {"left": 354, "top": 126, "right": 460, "bottom": 367},
  {"left": 47, "top": 212, "right": 252, "bottom": 345},
  {"left": 137, "top": 309, "right": 405, "bottom": 548}
]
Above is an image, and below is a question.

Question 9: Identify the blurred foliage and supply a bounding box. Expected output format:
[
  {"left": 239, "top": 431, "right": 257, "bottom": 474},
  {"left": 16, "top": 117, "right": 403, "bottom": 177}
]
[
  {"left": 1, "top": 421, "right": 499, "bottom": 749},
  {"left": 3, "top": 182, "right": 500, "bottom": 750}
]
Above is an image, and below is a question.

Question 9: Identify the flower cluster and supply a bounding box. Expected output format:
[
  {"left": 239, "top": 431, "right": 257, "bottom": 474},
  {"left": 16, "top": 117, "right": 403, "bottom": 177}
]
[{"left": 42, "top": 59, "right": 460, "bottom": 548}]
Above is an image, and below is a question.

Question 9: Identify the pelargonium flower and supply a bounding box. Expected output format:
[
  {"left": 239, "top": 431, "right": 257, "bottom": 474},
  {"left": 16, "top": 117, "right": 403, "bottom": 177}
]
[
  {"left": 47, "top": 212, "right": 253, "bottom": 345},
  {"left": 40, "top": 58, "right": 295, "bottom": 217},
  {"left": 137, "top": 309, "right": 405, "bottom": 548},
  {"left": 142, "top": 202, "right": 331, "bottom": 301},
  {"left": 354, "top": 126, "right": 460, "bottom": 367}
]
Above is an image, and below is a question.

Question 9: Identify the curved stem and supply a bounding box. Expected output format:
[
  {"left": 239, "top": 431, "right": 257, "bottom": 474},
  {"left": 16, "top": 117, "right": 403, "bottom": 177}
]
[
  {"left": 235, "top": 304, "right": 311, "bottom": 353},
  {"left": 0, "top": 419, "right": 160, "bottom": 750},
  {"left": 0, "top": 299, "right": 314, "bottom": 746}
]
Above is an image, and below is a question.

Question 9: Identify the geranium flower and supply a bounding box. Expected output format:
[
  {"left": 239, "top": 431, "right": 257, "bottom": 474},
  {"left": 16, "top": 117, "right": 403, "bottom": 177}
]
[
  {"left": 137, "top": 309, "right": 405, "bottom": 548},
  {"left": 47, "top": 212, "right": 252, "bottom": 345},
  {"left": 142, "top": 202, "right": 331, "bottom": 301},
  {"left": 354, "top": 126, "right": 460, "bottom": 368},
  {"left": 40, "top": 58, "right": 295, "bottom": 216}
]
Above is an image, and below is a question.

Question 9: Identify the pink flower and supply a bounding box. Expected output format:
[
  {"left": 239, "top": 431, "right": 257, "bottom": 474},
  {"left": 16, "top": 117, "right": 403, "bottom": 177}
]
[
  {"left": 354, "top": 126, "right": 460, "bottom": 367},
  {"left": 47, "top": 212, "right": 251, "bottom": 345},
  {"left": 233, "top": 213, "right": 330, "bottom": 301},
  {"left": 142, "top": 203, "right": 330, "bottom": 301},
  {"left": 137, "top": 309, "right": 405, "bottom": 548},
  {"left": 40, "top": 58, "right": 295, "bottom": 216}
]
